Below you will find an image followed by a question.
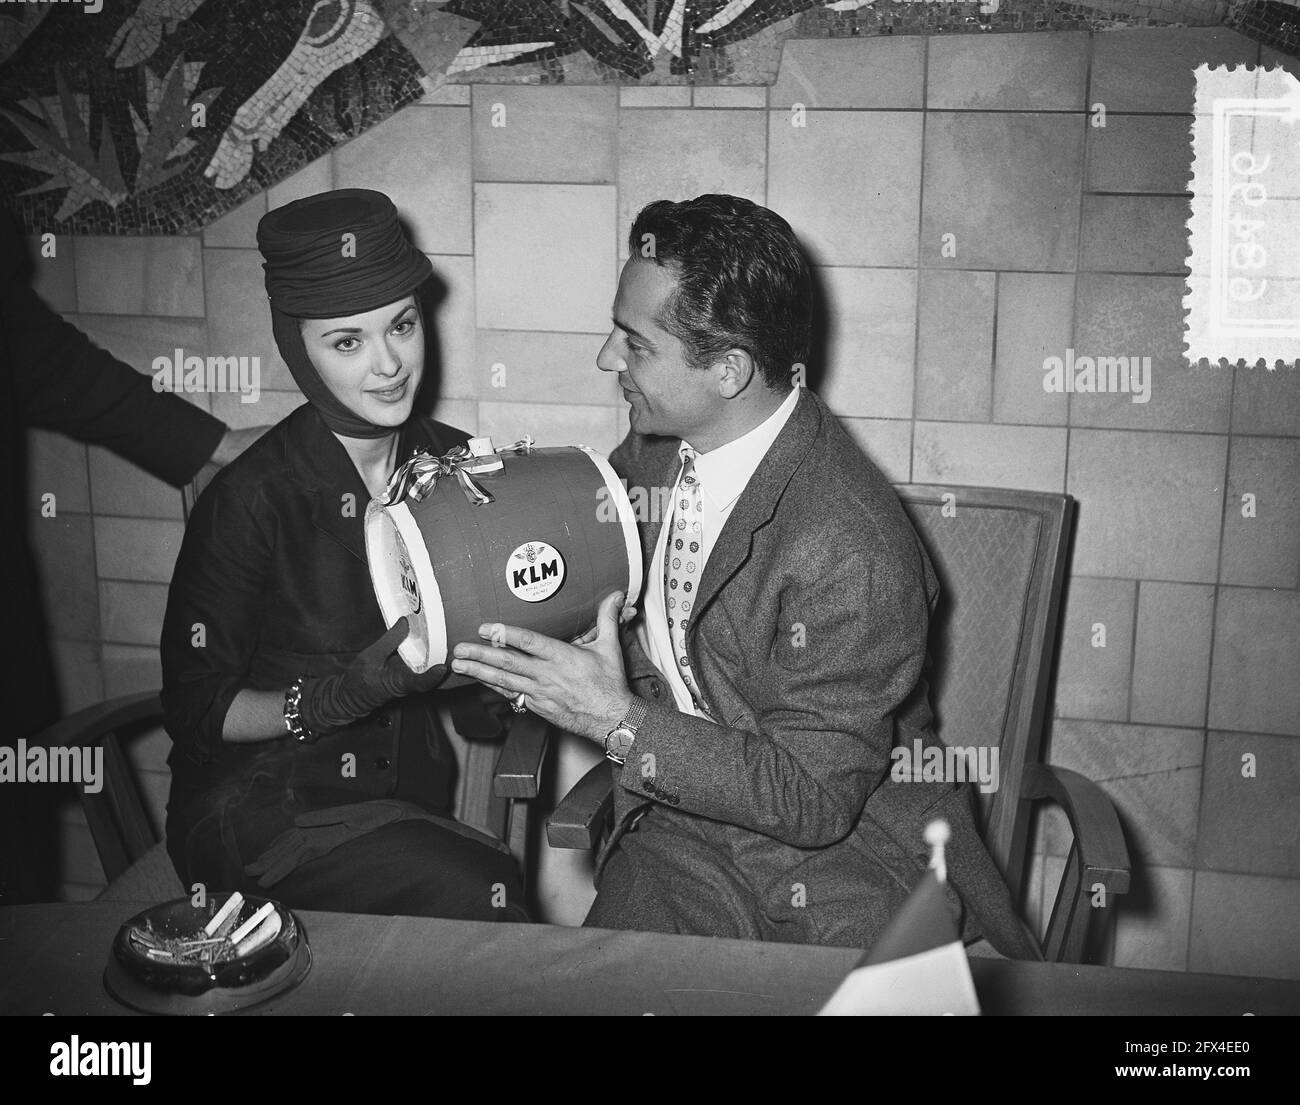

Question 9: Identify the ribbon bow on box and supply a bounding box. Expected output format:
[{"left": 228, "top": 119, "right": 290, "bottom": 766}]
[{"left": 382, "top": 436, "right": 537, "bottom": 507}]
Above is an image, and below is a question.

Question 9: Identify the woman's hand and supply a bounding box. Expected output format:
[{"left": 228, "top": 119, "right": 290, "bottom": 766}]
[{"left": 299, "top": 617, "right": 446, "bottom": 734}]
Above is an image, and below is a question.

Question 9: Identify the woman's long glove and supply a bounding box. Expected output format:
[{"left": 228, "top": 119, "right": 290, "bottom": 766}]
[{"left": 298, "top": 617, "right": 447, "bottom": 735}]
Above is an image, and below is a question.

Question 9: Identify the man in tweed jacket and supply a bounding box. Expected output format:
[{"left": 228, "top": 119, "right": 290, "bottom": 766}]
[{"left": 452, "top": 195, "right": 1038, "bottom": 958}]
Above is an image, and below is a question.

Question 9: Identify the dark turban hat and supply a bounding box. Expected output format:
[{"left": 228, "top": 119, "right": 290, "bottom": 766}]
[{"left": 257, "top": 189, "right": 434, "bottom": 438}]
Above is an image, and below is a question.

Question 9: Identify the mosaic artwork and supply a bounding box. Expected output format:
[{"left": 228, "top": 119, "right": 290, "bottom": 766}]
[{"left": 0, "top": 0, "right": 1296, "bottom": 235}]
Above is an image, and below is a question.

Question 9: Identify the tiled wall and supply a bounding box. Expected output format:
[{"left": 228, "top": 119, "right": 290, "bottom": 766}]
[{"left": 24, "top": 28, "right": 1299, "bottom": 977}]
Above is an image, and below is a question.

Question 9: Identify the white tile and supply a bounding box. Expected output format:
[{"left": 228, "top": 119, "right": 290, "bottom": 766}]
[
  {"left": 93, "top": 517, "right": 185, "bottom": 583},
  {"left": 474, "top": 331, "right": 617, "bottom": 404},
  {"left": 816, "top": 267, "right": 916, "bottom": 419},
  {"left": 693, "top": 86, "right": 766, "bottom": 109},
  {"left": 267, "top": 156, "right": 334, "bottom": 210},
  {"left": 770, "top": 111, "right": 921, "bottom": 267},
  {"left": 335, "top": 106, "right": 472, "bottom": 254},
  {"left": 474, "top": 184, "right": 615, "bottom": 333},
  {"left": 74, "top": 237, "right": 204, "bottom": 316},
  {"left": 913, "top": 423, "right": 1068, "bottom": 493},
  {"left": 620, "top": 86, "right": 691, "bottom": 108},
  {"left": 839, "top": 418, "right": 911, "bottom": 484},
  {"left": 477, "top": 401, "right": 618, "bottom": 457},
  {"left": 618, "top": 109, "right": 766, "bottom": 260},
  {"left": 771, "top": 36, "right": 925, "bottom": 109},
  {"left": 472, "top": 85, "right": 616, "bottom": 183}
]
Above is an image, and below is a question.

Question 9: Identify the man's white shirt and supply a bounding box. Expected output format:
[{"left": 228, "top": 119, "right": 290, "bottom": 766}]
[{"left": 638, "top": 386, "right": 801, "bottom": 716}]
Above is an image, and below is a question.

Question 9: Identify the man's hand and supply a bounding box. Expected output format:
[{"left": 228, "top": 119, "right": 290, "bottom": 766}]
[
  {"left": 474, "top": 601, "right": 636, "bottom": 701},
  {"left": 570, "top": 597, "right": 637, "bottom": 644},
  {"left": 450, "top": 591, "right": 636, "bottom": 742},
  {"left": 210, "top": 424, "right": 271, "bottom": 467}
]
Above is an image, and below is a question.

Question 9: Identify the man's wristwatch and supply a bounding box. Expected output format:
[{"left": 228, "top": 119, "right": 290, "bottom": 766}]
[
  {"left": 283, "top": 676, "right": 316, "bottom": 743},
  {"left": 603, "top": 698, "right": 648, "bottom": 764}
]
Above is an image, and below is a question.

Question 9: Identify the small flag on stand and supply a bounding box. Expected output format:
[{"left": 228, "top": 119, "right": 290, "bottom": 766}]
[{"left": 818, "top": 820, "right": 980, "bottom": 1016}]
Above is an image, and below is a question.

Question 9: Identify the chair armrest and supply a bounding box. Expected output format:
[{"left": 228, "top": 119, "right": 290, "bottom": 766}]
[
  {"left": 35, "top": 691, "right": 165, "bottom": 884},
  {"left": 1022, "top": 763, "right": 1131, "bottom": 895},
  {"left": 39, "top": 690, "right": 163, "bottom": 750},
  {"left": 546, "top": 760, "right": 616, "bottom": 851},
  {"left": 1024, "top": 763, "right": 1131, "bottom": 963},
  {"left": 492, "top": 711, "right": 550, "bottom": 799}
]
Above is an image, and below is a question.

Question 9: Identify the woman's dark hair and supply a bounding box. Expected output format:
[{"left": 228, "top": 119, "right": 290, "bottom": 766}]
[{"left": 628, "top": 195, "right": 812, "bottom": 391}]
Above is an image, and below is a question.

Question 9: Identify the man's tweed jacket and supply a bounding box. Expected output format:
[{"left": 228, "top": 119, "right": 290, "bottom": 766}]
[{"left": 587, "top": 386, "right": 1040, "bottom": 959}]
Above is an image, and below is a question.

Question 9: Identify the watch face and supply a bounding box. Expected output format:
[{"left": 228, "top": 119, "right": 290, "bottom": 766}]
[{"left": 607, "top": 727, "right": 635, "bottom": 757}]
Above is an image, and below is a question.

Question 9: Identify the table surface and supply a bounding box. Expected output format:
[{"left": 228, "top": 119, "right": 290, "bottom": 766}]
[{"left": 3, "top": 903, "right": 1298, "bottom": 1016}]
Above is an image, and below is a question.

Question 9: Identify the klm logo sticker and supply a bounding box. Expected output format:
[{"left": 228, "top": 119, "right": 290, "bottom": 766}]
[
  {"left": 506, "top": 541, "right": 565, "bottom": 602},
  {"left": 397, "top": 547, "right": 421, "bottom": 615}
]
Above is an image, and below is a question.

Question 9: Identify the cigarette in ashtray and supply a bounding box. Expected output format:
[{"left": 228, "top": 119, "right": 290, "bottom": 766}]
[
  {"left": 204, "top": 891, "right": 244, "bottom": 936},
  {"left": 229, "top": 901, "right": 276, "bottom": 946},
  {"left": 129, "top": 892, "right": 284, "bottom": 967},
  {"left": 176, "top": 937, "right": 228, "bottom": 959},
  {"left": 129, "top": 928, "right": 165, "bottom": 951},
  {"left": 232, "top": 905, "right": 283, "bottom": 958}
]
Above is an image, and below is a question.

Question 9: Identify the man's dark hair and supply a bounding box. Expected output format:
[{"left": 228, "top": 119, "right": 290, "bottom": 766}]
[{"left": 628, "top": 195, "right": 812, "bottom": 391}]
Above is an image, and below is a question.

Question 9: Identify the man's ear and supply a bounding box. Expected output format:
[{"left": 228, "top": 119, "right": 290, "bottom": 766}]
[{"left": 715, "top": 348, "right": 756, "bottom": 399}]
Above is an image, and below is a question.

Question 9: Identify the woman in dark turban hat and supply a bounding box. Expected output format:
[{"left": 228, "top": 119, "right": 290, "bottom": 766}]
[{"left": 159, "top": 189, "right": 528, "bottom": 921}]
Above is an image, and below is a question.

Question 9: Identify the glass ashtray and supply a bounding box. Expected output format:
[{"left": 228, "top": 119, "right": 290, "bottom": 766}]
[{"left": 103, "top": 892, "right": 311, "bottom": 1015}]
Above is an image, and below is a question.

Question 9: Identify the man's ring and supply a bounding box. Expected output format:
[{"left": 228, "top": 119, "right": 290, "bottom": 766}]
[{"left": 510, "top": 692, "right": 527, "bottom": 714}]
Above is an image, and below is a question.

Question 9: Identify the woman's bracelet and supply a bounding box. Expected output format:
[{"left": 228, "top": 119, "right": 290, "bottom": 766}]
[{"left": 283, "top": 676, "right": 316, "bottom": 743}]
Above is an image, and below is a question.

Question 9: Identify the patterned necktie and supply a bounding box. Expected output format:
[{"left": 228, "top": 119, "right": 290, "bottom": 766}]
[{"left": 664, "top": 448, "right": 710, "bottom": 717}]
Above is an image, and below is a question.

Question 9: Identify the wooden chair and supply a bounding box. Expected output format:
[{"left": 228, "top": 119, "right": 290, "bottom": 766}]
[
  {"left": 546, "top": 485, "right": 1132, "bottom": 965},
  {"left": 53, "top": 689, "right": 547, "bottom": 903},
  {"left": 52, "top": 461, "right": 547, "bottom": 905}
]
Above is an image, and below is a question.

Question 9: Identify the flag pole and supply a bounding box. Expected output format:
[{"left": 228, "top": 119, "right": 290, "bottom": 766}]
[{"left": 924, "top": 818, "right": 950, "bottom": 884}]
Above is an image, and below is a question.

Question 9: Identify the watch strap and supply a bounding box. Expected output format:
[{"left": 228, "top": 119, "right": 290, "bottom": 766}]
[{"left": 618, "top": 697, "right": 649, "bottom": 734}]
